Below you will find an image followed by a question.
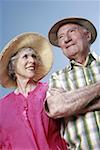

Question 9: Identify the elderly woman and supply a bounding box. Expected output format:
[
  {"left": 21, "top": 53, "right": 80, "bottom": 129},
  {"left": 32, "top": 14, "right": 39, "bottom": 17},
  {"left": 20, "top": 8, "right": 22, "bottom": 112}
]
[{"left": 0, "top": 33, "right": 67, "bottom": 150}]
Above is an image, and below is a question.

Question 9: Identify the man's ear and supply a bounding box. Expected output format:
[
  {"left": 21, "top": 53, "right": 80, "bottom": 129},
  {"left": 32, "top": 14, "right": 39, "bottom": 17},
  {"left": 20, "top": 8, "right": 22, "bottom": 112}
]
[{"left": 85, "top": 31, "right": 92, "bottom": 44}]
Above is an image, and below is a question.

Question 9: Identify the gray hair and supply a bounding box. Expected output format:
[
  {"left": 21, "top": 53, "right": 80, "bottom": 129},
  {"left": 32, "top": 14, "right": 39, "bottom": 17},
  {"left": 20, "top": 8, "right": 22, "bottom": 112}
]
[
  {"left": 7, "top": 47, "right": 41, "bottom": 81},
  {"left": 79, "top": 25, "right": 92, "bottom": 44}
]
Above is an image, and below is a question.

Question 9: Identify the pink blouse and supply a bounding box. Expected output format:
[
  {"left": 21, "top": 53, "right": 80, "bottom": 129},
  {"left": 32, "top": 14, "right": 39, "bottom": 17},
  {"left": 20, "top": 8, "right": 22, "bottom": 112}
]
[{"left": 0, "top": 82, "right": 67, "bottom": 150}]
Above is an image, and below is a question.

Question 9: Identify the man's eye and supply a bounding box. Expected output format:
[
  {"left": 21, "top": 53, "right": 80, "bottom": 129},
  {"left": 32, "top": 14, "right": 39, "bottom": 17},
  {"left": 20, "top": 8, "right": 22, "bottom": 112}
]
[
  {"left": 70, "top": 28, "right": 78, "bottom": 33},
  {"left": 70, "top": 29, "right": 75, "bottom": 32},
  {"left": 58, "top": 35, "right": 64, "bottom": 39},
  {"left": 70, "top": 30, "right": 74, "bottom": 32}
]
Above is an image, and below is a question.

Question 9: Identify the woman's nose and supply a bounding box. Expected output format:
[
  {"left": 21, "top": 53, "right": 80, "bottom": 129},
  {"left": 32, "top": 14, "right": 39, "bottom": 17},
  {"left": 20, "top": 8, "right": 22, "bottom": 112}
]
[{"left": 29, "top": 56, "right": 35, "bottom": 63}]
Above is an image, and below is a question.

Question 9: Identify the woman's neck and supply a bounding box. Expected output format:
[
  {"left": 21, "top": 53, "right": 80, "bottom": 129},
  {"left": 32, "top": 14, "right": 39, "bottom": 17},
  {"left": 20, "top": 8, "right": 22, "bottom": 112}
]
[{"left": 15, "top": 78, "right": 37, "bottom": 97}]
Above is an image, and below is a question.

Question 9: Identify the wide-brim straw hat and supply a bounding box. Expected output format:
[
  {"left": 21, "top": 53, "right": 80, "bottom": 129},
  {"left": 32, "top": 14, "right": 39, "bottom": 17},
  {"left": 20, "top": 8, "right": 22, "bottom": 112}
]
[
  {"left": 48, "top": 17, "right": 97, "bottom": 47},
  {"left": 0, "top": 32, "right": 53, "bottom": 88}
]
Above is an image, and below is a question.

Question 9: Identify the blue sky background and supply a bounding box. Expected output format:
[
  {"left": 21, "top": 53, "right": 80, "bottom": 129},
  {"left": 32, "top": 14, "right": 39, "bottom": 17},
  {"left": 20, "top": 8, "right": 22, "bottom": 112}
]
[{"left": 0, "top": 0, "right": 100, "bottom": 98}]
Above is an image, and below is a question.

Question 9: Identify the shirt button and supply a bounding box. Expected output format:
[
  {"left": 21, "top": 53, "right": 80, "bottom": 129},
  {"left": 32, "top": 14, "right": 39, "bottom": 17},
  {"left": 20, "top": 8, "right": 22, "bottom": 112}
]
[{"left": 88, "top": 79, "right": 92, "bottom": 83}]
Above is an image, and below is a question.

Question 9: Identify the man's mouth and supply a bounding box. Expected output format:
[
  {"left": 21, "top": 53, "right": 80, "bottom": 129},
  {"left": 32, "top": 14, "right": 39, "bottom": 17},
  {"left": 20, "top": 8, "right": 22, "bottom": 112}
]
[{"left": 66, "top": 43, "right": 75, "bottom": 49}]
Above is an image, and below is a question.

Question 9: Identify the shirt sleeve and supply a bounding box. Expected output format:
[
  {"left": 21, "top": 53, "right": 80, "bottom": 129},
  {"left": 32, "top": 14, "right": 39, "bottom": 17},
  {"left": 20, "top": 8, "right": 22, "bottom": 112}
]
[{"left": 0, "top": 128, "right": 12, "bottom": 150}]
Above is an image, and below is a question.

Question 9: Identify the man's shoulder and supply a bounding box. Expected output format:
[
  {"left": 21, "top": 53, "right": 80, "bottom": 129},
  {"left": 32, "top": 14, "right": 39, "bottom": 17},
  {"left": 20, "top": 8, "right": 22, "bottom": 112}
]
[
  {"left": 50, "top": 66, "right": 70, "bottom": 79},
  {"left": 91, "top": 51, "right": 100, "bottom": 61}
]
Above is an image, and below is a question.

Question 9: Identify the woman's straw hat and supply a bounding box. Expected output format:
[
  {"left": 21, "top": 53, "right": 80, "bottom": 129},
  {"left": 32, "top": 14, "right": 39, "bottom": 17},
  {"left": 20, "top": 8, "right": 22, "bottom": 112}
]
[{"left": 0, "top": 32, "right": 53, "bottom": 88}]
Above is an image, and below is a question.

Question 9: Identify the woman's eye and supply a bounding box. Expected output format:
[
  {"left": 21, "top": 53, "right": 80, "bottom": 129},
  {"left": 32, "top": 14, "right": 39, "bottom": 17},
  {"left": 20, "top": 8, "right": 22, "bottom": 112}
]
[
  {"left": 59, "top": 36, "right": 63, "bottom": 39},
  {"left": 32, "top": 54, "right": 37, "bottom": 59},
  {"left": 23, "top": 54, "right": 28, "bottom": 58}
]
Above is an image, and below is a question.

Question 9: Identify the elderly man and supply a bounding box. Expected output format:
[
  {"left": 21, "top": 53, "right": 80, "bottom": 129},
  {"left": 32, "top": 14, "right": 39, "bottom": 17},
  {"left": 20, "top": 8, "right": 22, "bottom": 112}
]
[{"left": 46, "top": 17, "right": 100, "bottom": 149}]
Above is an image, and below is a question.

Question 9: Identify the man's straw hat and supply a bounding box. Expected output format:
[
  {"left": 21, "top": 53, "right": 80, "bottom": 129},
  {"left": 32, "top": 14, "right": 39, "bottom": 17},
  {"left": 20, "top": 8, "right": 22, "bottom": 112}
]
[
  {"left": 0, "top": 32, "right": 53, "bottom": 88},
  {"left": 48, "top": 17, "right": 97, "bottom": 47}
]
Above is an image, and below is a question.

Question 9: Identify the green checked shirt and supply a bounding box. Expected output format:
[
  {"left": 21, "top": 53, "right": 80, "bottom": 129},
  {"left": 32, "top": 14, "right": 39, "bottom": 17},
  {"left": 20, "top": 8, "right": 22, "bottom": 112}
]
[{"left": 48, "top": 52, "right": 100, "bottom": 150}]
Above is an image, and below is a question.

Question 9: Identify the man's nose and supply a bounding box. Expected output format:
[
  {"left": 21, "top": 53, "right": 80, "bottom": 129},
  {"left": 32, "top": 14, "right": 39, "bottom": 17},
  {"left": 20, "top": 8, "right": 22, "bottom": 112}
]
[{"left": 64, "top": 34, "right": 72, "bottom": 44}]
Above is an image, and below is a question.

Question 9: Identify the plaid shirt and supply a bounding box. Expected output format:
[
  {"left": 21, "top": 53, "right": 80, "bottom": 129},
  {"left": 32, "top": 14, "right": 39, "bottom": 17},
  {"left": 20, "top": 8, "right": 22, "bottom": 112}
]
[{"left": 48, "top": 52, "right": 100, "bottom": 150}]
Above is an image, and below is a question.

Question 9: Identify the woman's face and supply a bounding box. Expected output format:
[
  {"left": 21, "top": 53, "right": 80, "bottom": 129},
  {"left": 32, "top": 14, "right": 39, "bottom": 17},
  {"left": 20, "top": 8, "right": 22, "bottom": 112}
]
[{"left": 14, "top": 48, "right": 40, "bottom": 81}]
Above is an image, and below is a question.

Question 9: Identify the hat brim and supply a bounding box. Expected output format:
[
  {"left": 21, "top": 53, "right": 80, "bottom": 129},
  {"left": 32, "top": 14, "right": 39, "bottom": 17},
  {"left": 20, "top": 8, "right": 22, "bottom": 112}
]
[
  {"left": 0, "top": 32, "right": 53, "bottom": 88},
  {"left": 48, "top": 17, "right": 97, "bottom": 47}
]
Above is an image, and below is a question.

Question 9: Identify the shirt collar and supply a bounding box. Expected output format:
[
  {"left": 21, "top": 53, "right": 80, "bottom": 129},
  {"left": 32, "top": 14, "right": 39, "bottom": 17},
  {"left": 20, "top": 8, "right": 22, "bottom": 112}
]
[{"left": 67, "top": 52, "right": 96, "bottom": 70}]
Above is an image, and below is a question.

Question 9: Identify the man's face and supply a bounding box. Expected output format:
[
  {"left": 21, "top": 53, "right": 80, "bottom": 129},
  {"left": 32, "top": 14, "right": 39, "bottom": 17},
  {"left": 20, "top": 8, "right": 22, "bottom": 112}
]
[{"left": 57, "top": 23, "right": 91, "bottom": 62}]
